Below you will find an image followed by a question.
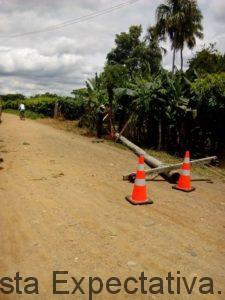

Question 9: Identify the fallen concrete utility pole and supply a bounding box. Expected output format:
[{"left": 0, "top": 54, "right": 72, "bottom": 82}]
[
  {"left": 115, "top": 133, "right": 179, "bottom": 183},
  {"left": 123, "top": 156, "right": 217, "bottom": 181}
]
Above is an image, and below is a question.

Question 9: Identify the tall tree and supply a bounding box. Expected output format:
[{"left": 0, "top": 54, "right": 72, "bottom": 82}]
[
  {"left": 156, "top": 0, "right": 203, "bottom": 73},
  {"left": 156, "top": 0, "right": 180, "bottom": 73},
  {"left": 145, "top": 26, "right": 166, "bottom": 74},
  {"left": 107, "top": 25, "right": 143, "bottom": 73},
  {"left": 176, "top": 0, "right": 203, "bottom": 71},
  {"left": 107, "top": 25, "right": 162, "bottom": 77}
]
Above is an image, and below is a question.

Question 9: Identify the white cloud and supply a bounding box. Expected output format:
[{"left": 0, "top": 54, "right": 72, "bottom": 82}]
[
  {"left": 0, "top": 47, "right": 82, "bottom": 75},
  {"left": 209, "top": 0, "right": 225, "bottom": 23}
]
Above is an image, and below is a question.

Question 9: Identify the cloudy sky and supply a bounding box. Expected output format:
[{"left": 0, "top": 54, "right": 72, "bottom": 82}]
[{"left": 0, "top": 0, "right": 224, "bottom": 96}]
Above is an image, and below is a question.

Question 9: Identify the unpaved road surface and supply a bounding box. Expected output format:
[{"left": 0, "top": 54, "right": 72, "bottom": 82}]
[{"left": 0, "top": 113, "right": 225, "bottom": 300}]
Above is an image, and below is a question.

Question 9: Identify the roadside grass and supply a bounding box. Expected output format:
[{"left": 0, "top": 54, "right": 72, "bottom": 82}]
[
  {"left": 105, "top": 139, "right": 128, "bottom": 151},
  {"left": 5, "top": 112, "right": 224, "bottom": 180},
  {"left": 145, "top": 149, "right": 179, "bottom": 164},
  {"left": 4, "top": 109, "right": 45, "bottom": 120},
  {"left": 37, "top": 118, "right": 89, "bottom": 136}
]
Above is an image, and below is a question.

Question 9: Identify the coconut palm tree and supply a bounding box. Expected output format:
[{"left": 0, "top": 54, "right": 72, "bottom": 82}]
[
  {"left": 156, "top": 0, "right": 181, "bottom": 73},
  {"left": 155, "top": 0, "right": 203, "bottom": 73},
  {"left": 177, "top": 0, "right": 203, "bottom": 71}
]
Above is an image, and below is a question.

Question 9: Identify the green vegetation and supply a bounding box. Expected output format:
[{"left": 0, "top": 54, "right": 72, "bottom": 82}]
[
  {"left": 187, "top": 44, "right": 225, "bottom": 76},
  {"left": 4, "top": 96, "right": 56, "bottom": 117},
  {"left": 191, "top": 73, "right": 225, "bottom": 157},
  {"left": 4, "top": 109, "right": 45, "bottom": 120},
  {"left": 2, "top": 94, "right": 85, "bottom": 120},
  {"left": 1, "top": 0, "right": 224, "bottom": 161}
]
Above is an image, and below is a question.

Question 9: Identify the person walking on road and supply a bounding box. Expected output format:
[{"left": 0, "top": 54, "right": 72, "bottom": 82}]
[{"left": 19, "top": 103, "right": 26, "bottom": 120}]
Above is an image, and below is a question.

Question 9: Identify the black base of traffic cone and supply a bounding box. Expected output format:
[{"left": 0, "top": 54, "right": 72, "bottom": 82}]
[
  {"left": 125, "top": 196, "right": 153, "bottom": 205},
  {"left": 172, "top": 186, "right": 196, "bottom": 193}
]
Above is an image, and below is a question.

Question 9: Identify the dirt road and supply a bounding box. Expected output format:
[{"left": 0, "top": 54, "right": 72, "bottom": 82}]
[{"left": 0, "top": 113, "right": 224, "bottom": 299}]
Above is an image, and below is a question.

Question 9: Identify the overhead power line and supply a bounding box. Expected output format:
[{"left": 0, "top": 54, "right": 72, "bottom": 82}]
[{"left": 1, "top": 0, "right": 139, "bottom": 39}]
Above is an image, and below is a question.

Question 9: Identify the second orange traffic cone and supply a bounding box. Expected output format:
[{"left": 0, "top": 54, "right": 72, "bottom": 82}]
[
  {"left": 173, "top": 151, "right": 195, "bottom": 192},
  {"left": 126, "top": 155, "right": 153, "bottom": 205}
]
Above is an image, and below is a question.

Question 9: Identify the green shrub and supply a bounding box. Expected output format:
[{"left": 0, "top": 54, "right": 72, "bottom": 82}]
[
  {"left": 191, "top": 73, "right": 225, "bottom": 155},
  {"left": 59, "top": 97, "right": 86, "bottom": 120}
]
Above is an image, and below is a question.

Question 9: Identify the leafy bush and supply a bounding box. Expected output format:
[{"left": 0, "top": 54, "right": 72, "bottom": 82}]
[
  {"left": 59, "top": 97, "right": 86, "bottom": 120},
  {"left": 187, "top": 44, "right": 225, "bottom": 76},
  {"left": 191, "top": 73, "right": 225, "bottom": 155}
]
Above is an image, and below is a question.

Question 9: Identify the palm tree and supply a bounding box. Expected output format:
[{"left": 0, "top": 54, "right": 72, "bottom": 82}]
[
  {"left": 155, "top": 0, "right": 203, "bottom": 73},
  {"left": 177, "top": 1, "right": 203, "bottom": 71},
  {"left": 156, "top": 0, "right": 180, "bottom": 73}
]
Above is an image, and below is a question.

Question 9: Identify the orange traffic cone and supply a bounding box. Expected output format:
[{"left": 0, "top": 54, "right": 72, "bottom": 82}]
[
  {"left": 173, "top": 151, "right": 195, "bottom": 192},
  {"left": 126, "top": 155, "right": 153, "bottom": 205}
]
